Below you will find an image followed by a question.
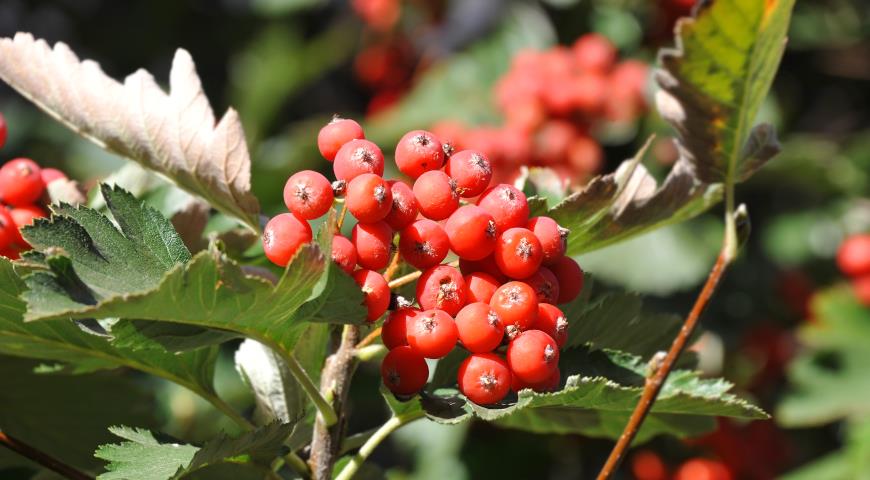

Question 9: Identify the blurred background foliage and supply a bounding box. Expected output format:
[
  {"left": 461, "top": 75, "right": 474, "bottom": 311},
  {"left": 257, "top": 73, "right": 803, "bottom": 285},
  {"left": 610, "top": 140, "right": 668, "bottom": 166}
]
[{"left": 1, "top": 0, "right": 869, "bottom": 478}]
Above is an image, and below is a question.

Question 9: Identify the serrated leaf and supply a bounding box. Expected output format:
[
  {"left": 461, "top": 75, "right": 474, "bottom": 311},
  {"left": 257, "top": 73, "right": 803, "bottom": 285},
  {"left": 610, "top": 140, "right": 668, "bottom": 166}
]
[
  {"left": 183, "top": 422, "right": 293, "bottom": 474},
  {"left": 0, "top": 33, "right": 260, "bottom": 229},
  {"left": 546, "top": 140, "right": 722, "bottom": 256},
  {"left": 655, "top": 0, "right": 794, "bottom": 184}
]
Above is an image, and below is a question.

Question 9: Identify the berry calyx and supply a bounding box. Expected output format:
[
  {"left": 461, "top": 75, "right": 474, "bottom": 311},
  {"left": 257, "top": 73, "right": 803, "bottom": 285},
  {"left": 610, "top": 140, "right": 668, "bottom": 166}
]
[
  {"left": 477, "top": 184, "right": 529, "bottom": 234},
  {"left": 550, "top": 256, "right": 584, "bottom": 304},
  {"left": 527, "top": 216, "right": 567, "bottom": 265},
  {"left": 445, "top": 205, "right": 498, "bottom": 261},
  {"left": 455, "top": 302, "right": 504, "bottom": 353},
  {"left": 333, "top": 139, "right": 385, "bottom": 181},
  {"left": 407, "top": 309, "right": 458, "bottom": 358},
  {"left": 531, "top": 303, "right": 568, "bottom": 347},
  {"left": 381, "top": 346, "right": 429, "bottom": 396},
  {"left": 0, "top": 158, "right": 45, "bottom": 207},
  {"left": 353, "top": 269, "right": 390, "bottom": 321},
  {"left": 507, "top": 329, "right": 559, "bottom": 383},
  {"left": 346, "top": 173, "right": 393, "bottom": 223},
  {"left": 351, "top": 221, "right": 393, "bottom": 271},
  {"left": 445, "top": 150, "right": 492, "bottom": 198},
  {"left": 494, "top": 227, "right": 543, "bottom": 279},
  {"left": 330, "top": 234, "right": 357, "bottom": 274},
  {"left": 416, "top": 265, "right": 467, "bottom": 316},
  {"left": 383, "top": 180, "right": 418, "bottom": 230},
  {"left": 394, "top": 130, "right": 445, "bottom": 179},
  {"left": 262, "top": 213, "right": 312, "bottom": 267},
  {"left": 283, "top": 170, "right": 334, "bottom": 220},
  {"left": 318, "top": 117, "right": 365, "bottom": 161},
  {"left": 464, "top": 271, "right": 500, "bottom": 303},
  {"left": 458, "top": 353, "right": 511, "bottom": 405},
  {"left": 382, "top": 307, "right": 419, "bottom": 350},
  {"left": 398, "top": 219, "right": 449, "bottom": 270},
  {"left": 413, "top": 170, "right": 459, "bottom": 220},
  {"left": 490, "top": 281, "right": 538, "bottom": 331}
]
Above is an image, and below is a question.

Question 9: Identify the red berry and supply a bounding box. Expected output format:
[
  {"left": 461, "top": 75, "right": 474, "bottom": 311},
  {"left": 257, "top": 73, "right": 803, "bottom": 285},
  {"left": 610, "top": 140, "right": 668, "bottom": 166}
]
[
  {"left": 0, "top": 112, "right": 6, "bottom": 150},
  {"left": 394, "top": 130, "right": 445, "bottom": 179},
  {"left": 507, "top": 330, "right": 559, "bottom": 383},
  {"left": 416, "top": 265, "right": 467, "bottom": 316},
  {"left": 10, "top": 205, "right": 47, "bottom": 249},
  {"left": 464, "top": 272, "right": 500, "bottom": 303},
  {"left": 458, "top": 353, "right": 511, "bottom": 405},
  {"left": 494, "top": 228, "right": 543, "bottom": 279},
  {"left": 383, "top": 180, "right": 418, "bottom": 230},
  {"left": 346, "top": 173, "right": 393, "bottom": 223},
  {"left": 526, "top": 267, "right": 560, "bottom": 304},
  {"left": 527, "top": 216, "right": 567, "bottom": 265},
  {"left": 381, "top": 346, "right": 429, "bottom": 396},
  {"left": 572, "top": 33, "right": 616, "bottom": 73},
  {"left": 532, "top": 303, "right": 568, "bottom": 347},
  {"left": 459, "top": 255, "right": 507, "bottom": 283},
  {"left": 445, "top": 150, "right": 492, "bottom": 198},
  {"left": 837, "top": 234, "right": 870, "bottom": 277},
  {"left": 511, "top": 366, "right": 560, "bottom": 393},
  {"left": 413, "top": 171, "right": 459, "bottom": 221},
  {"left": 477, "top": 184, "right": 529, "bottom": 234},
  {"left": 353, "top": 269, "right": 390, "bottom": 321},
  {"left": 455, "top": 302, "right": 504, "bottom": 353},
  {"left": 551, "top": 256, "right": 584, "bottom": 304},
  {"left": 382, "top": 307, "right": 419, "bottom": 349},
  {"left": 674, "top": 459, "right": 733, "bottom": 480},
  {"left": 631, "top": 451, "right": 669, "bottom": 480},
  {"left": 331, "top": 234, "right": 357, "bottom": 274},
  {"left": 0, "top": 158, "right": 45, "bottom": 206},
  {"left": 40, "top": 168, "right": 67, "bottom": 185},
  {"left": 262, "top": 213, "right": 312, "bottom": 267},
  {"left": 407, "top": 309, "right": 458, "bottom": 358},
  {"left": 333, "top": 139, "right": 384, "bottom": 181},
  {"left": 444, "top": 206, "right": 497, "bottom": 261},
  {"left": 490, "top": 281, "right": 538, "bottom": 332},
  {"left": 853, "top": 275, "right": 870, "bottom": 307},
  {"left": 318, "top": 117, "right": 365, "bottom": 161},
  {"left": 399, "top": 219, "right": 449, "bottom": 270},
  {"left": 0, "top": 208, "right": 17, "bottom": 251},
  {"left": 283, "top": 170, "right": 333, "bottom": 220},
  {"left": 351, "top": 221, "right": 393, "bottom": 271}
]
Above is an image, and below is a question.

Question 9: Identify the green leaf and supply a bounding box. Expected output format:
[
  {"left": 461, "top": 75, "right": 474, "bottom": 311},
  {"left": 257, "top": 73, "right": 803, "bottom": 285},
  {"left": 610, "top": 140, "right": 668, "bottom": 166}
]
[
  {"left": 234, "top": 339, "right": 306, "bottom": 426},
  {"left": 95, "top": 427, "right": 198, "bottom": 480},
  {"left": 780, "top": 419, "right": 870, "bottom": 480},
  {"left": 777, "top": 287, "right": 870, "bottom": 426},
  {"left": 655, "top": 0, "right": 795, "bottom": 184},
  {"left": 184, "top": 422, "right": 293, "bottom": 474}
]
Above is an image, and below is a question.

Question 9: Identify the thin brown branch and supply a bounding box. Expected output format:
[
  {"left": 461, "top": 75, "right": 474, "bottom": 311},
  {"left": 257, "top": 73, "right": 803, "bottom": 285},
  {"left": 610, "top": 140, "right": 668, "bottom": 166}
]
[
  {"left": 596, "top": 250, "right": 730, "bottom": 480},
  {"left": 383, "top": 249, "right": 402, "bottom": 282},
  {"left": 356, "top": 327, "right": 382, "bottom": 349},
  {"left": 0, "top": 431, "right": 93, "bottom": 480}
]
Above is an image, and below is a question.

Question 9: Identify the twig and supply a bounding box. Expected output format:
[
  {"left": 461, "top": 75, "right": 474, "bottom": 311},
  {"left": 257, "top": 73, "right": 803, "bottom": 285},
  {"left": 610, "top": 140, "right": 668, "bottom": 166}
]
[
  {"left": 308, "top": 324, "right": 360, "bottom": 480},
  {"left": 0, "top": 431, "right": 93, "bottom": 480},
  {"left": 333, "top": 410, "right": 425, "bottom": 480},
  {"left": 387, "top": 270, "right": 421, "bottom": 290},
  {"left": 596, "top": 250, "right": 730, "bottom": 479},
  {"left": 356, "top": 327, "right": 382, "bottom": 349},
  {"left": 383, "top": 249, "right": 402, "bottom": 281}
]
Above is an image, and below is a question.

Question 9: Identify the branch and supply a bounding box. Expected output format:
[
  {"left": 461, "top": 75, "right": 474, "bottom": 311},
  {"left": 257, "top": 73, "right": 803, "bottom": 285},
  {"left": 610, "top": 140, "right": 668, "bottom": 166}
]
[
  {"left": 596, "top": 249, "right": 730, "bottom": 479},
  {"left": 0, "top": 431, "right": 93, "bottom": 480},
  {"left": 334, "top": 410, "right": 425, "bottom": 480}
]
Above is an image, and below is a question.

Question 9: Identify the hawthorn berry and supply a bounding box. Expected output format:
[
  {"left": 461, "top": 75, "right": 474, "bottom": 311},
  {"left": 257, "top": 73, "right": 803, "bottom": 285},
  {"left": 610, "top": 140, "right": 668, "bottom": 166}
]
[
  {"left": 458, "top": 353, "right": 511, "bottom": 405},
  {"left": 351, "top": 221, "right": 393, "bottom": 271},
  {"left": 0, "top": 112, "right": 6, "bottom": 149},
  {"left": 630, "top": 451, "right": 669, "bottom": 480},
  {"left": 383, "top": 180, "right": 418, "bottom": 230},
  {"left": 511, "top": 366, "right": 560, "bottom": 393},
  {"left": 444, "top": 205, "right": 497, "bottom": 261},
  {"left": 550, "top": 256, "right": 584, "bottom": 304},
  {"left": 490, "top": 281, "right": 538, "bottom": 332},
  {"left": 353, "top": 269, "right": 390, "bottom": 321},
  {"left": 477, "top": 184, "right": 529, "bottom": 234},
  {"left": 527, "top": 216, "right": 567, "bottom": 265},
  {"left": 0, "top": 158, "right": 45, "bottom": 207},
  {"left": 526, "top": 267, "right": 560, "bottom": 305},
  {"left": 532, "top": 303, "right": 568, "bottom": 347},
  {"left": 0, "top": 208, "right": 16, "bottom": 251},
  {"left": 572, "top": 33, "right": 616, "bottom": 73},
  {"left": 398, "top": 219, "right": 449, "bottom": 270},
  {"left": 382, "top": 307, "right": 419, "bottom": 350},
  {"left": 445, "top": 150, "right": 492, "bottom": 198},
  {"left": 9, "top": 205, "right": 47, "bottom": 249},
  {"left": 346, "top": 173, "right": 393, "bottom": 223},
  {"left": 673, "top": 459, "right": 732, "bottom": 480},
  {"left": 394, "top": 130, "right": 445, "bottom": 179},
  {"left": 283, "top": 170, "right": 333, "bottom": 220},
  {"left": 407, "top": 309, "right": 458, "bottom": 359},
  {"left": 40, "top": 168, "right": 66, "bottom": 185},
  {"left": 413, "top": 170, "right": 459, "bottom": 220},
  {"left": 507, "top": 329, "right": 559, "bottom": 383},
  {"left": 455, "top": 302, "right": 504, "bottom": 353},
  {"left": 262, "top": 213, "right": 312, "bottom": 267},
  {"left": 318, "top": 117, "right": 365, "bottom": 161},
  {"left": 837, "top": 234, "right": 870, "bottom": 277},
  {"left": 464, "top": 271, "right": 500, "bottom": 304},
  {"left": 494, "top": 227, "right": 543, "bottom": 279},
  {"left": 416, "top": 265, "right": 467, "bottom": 316},
  {"left": 331, "top": 234, "right": 357, "bottom": 274},
  {"left": 381, "top": 346, "right": 429, "bottom": 396},
  {"left": 333, "top": 139, "right": 385, "bottom": 181}
]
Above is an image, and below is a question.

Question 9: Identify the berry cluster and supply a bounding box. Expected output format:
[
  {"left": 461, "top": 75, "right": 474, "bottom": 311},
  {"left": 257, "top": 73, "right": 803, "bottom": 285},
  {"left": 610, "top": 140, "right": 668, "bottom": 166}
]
[
  {"left": 0, "top": 112, "right": 67, "bottom": 260},
  {"left": 836, "top": 233, "right": 870, "bottom": 306},
  {"left": 631, "top": 450, "right": 733, "bottom": 480},
  {"left": 432, "top": 34, "right": 649, "bottom": 185},
  {"left": 263, "top": 117, "right": 585, "bottom": 406}
]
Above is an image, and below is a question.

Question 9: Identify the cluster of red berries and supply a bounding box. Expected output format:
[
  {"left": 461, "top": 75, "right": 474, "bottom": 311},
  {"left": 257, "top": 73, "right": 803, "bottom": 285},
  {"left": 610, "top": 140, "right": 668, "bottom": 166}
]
[
  {"left": 432, "top": 34, "right": 649, "bottom": 185},
  {"left": 631, "top": 451, "right": 733, "bottom": 480},
  {"left": 263, "top": 116, "right": 584, "bottom": 406},
  {"left": 836, "top": 233, "right": 870, "bottom": 306},
  {"left": 0, "top": 112, "right": 67, "bottom": 260}
]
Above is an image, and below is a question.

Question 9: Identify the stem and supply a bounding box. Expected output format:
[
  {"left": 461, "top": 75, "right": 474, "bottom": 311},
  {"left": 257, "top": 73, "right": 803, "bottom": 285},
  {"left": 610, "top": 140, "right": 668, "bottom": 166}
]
[
  {"left": 334, "top": 412, "right": 425, "bottom": 480},
  {"left": 308, "top": 325, "right": 360, "bottom": 480},
  {"left": 198, "top": 389, "right": 254, "bottom": 431},
  {"left": 383, "top": 249, "right": 402, "bottom": 281},
  {"left": 0, "top": 431, "right": 93, "bottom": 480},
  {"left": 387, "top": 270, "right": 421, "bottom": 289},
  {"left": 356, "top": 327, "right": 382, "bottom": 349},
  {"left": 596, "top": 249, "right": 731, "bottom": 479},
  {"left": 283, "top": 451, "right": 311, "bottom": 478},
  {"left": 281, "top": 351, "right": 338, "bottom": 427}
]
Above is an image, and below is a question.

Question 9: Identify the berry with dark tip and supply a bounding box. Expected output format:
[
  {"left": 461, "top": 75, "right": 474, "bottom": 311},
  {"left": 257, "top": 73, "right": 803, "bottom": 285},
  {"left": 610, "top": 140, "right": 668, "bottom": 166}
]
[
  {"left": 381, "top": 346, "right": 428, "bottom": 396},
  {"left": 458, "top": 353, "right": 511, "bottom": 405}
]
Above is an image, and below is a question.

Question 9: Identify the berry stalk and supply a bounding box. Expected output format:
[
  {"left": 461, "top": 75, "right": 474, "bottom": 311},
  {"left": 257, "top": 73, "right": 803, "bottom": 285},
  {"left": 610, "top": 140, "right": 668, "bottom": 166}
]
[{"left": 333, "top": 409, "right": 425, "bottom": 480}]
